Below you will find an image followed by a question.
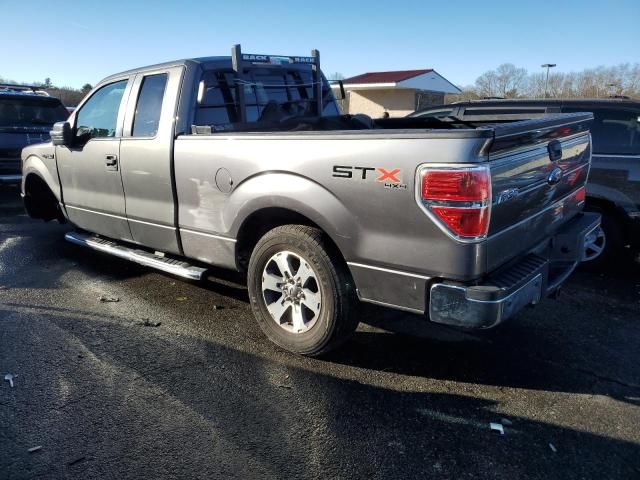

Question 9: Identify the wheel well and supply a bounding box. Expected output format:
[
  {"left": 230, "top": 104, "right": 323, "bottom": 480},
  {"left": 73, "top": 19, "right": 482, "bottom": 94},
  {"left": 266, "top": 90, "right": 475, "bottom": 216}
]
[
  {"left": 585, "top": 195, "right": 630, "bottom": 237},
  {"left": 23, "top": 174, "right": 63, "bottom": 222},
  {"left": 235, "top": 207, "right": 344, "bottom": 272}
]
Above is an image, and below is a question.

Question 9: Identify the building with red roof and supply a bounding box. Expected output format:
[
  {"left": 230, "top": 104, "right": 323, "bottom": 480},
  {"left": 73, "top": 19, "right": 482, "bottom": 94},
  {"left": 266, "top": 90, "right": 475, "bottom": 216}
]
[{"left": 335, "top": 69, "right": 460, "bottom": 117}]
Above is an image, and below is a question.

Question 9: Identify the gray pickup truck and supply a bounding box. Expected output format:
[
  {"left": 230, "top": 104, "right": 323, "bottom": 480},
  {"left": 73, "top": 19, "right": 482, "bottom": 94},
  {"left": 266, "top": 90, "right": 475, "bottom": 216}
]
[{"left": 22, "top": 46, "right": 600, "bottom": 355}]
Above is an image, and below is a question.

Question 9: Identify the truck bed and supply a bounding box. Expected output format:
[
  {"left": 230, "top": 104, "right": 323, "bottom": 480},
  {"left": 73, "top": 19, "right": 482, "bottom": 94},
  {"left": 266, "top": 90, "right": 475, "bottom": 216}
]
[{"left": 176, "top": 113, "right": 593, "bottom": 284}]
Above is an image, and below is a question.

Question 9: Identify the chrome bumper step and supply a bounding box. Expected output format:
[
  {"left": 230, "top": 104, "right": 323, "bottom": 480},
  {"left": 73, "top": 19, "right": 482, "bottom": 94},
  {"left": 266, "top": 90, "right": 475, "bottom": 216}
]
[{"left": 64, "top": 231, "right": 207, "bottom": 280}]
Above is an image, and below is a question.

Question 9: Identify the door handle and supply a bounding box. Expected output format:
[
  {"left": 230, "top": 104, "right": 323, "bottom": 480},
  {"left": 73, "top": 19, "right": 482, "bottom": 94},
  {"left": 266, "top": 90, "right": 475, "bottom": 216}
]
[{"left": 105, "top": 154, "right": 118, "bottom": 170}]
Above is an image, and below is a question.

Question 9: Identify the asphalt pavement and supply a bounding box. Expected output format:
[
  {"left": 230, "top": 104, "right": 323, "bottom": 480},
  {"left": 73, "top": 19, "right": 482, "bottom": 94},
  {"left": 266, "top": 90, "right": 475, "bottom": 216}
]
[{"left": 1, "top": 184, "right": 639, "bottom": 479}]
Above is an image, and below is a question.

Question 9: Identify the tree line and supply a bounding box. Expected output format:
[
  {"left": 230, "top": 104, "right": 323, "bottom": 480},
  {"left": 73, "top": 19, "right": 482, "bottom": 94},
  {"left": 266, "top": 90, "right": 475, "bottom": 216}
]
[
  {"left": 447, "top": 63, "right": 640, "bottom": 102},
  {"left": 0, "top": 76, "right": 92, "bottom": 106}
]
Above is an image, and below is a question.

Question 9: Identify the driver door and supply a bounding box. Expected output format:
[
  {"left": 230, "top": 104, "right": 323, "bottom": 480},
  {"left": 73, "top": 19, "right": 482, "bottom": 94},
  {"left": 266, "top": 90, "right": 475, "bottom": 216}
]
[{"left": 56, "top": 78, "right": 134, "bottom": 241}]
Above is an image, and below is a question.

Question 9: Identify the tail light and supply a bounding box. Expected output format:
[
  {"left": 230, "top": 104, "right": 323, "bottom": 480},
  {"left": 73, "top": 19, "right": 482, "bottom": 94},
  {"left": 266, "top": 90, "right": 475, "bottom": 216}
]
[{"left": 418, "top": 166, "right": 491, "bottom": 240}]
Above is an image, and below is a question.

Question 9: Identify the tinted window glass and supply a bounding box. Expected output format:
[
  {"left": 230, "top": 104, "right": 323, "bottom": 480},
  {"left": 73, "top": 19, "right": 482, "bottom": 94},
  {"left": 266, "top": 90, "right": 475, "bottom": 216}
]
[
  {"left": 462, "top": 107, "right": 547, "bottom": 115},
  {"left": 194, "top": 68, "right": 337, "bottom": 132},
  {"left": 416, "top": 109, "right": 453, "bottom": 118},
  {"left": 76, "top": 80, "right": 127, "bottom": 139},
  {"left": 132, "top": 74, "right": 167, "bottom": 137},
  {"left": 0, "top": 97, "right": 68, "bottom": 127},
  {"left": 563, "top": 107, "right": 640, "bottom": 155},
  {"left": 195, "top": 71, "right": 239, "bottom": 130}
]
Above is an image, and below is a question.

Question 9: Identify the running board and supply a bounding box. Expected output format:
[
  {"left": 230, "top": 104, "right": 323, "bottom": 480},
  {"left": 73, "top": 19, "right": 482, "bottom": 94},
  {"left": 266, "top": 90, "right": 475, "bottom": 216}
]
[{"left": 64, "top": 231, "right": 207, "bottom": 280}]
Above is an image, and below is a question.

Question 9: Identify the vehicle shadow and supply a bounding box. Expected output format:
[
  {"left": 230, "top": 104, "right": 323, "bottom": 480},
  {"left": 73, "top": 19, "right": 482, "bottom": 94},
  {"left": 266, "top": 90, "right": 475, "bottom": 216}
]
[
  {"left": 327, "top": 293, "right": 640, "bottom": 405},
  {"left": 1, "top": 302, "right": 638, "bottom": 479},
  {"left": 3, "top": 185, "right": 638, "bottom": 406}
]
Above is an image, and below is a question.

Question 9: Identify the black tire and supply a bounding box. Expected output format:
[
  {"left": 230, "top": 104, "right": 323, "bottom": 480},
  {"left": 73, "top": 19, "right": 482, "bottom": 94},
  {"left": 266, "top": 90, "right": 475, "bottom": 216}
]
[
  {"left": 247, "top": 225, "right": 358, "bottom": 356},
  {"left": 581, "top": 209, "right": 624, "bottom": 271}
]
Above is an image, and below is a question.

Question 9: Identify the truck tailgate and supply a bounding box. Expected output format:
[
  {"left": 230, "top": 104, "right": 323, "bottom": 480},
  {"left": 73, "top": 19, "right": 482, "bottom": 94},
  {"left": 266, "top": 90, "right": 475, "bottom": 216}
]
[{"left": 485, "top": 113, "right": 593, "bottom": 270}]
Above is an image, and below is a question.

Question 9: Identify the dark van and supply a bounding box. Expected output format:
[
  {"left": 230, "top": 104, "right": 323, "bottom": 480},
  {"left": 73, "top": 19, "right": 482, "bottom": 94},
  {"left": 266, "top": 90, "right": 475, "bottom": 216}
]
[{"left": 0, "top": 84, "right": 69, "bottom": 183}]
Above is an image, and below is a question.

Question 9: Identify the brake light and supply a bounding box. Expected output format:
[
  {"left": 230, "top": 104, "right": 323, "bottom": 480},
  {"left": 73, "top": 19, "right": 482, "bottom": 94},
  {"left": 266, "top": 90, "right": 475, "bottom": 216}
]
[
  {"left": 430, "top": 207, "right": 489, "bottom": 237},
  {"left": 422, "top": 170, "right": 490, "bottom": 202},
  {"left": 419, "top": 166, "right": 491, "bottom": 240},
  {"left": 574, "top": 186, "right": 586, "bottom": 203}
]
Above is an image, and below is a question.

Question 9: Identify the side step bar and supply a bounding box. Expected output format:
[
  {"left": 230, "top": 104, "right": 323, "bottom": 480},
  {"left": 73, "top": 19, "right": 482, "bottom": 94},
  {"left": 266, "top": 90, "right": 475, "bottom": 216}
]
[{"left": 64, "top": 231, "right": 207, "bottom": 280}]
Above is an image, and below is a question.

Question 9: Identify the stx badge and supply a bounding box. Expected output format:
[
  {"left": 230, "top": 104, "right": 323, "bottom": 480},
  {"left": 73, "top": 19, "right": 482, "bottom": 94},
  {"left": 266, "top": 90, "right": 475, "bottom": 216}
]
[{"left": 332, "top": 165, "right": 407, "bottom": 190}]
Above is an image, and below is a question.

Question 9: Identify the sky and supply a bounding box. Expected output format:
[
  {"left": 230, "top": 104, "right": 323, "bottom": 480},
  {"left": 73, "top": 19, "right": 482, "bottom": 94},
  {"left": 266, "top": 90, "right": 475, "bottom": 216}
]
[{"left": 1, "top": 0, "right": 638, "bottom": 89}]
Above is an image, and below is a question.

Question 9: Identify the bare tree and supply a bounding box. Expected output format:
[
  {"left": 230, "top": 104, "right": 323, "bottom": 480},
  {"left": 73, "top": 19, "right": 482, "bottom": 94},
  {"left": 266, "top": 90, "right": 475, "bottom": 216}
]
[
  {"left": 495, "top": 64, "right": 527, "bottom": 97},
  {"left": 475, "top": 70, "right": 499, "bottom": 98},
  {"left": 469, "top": 63, "right": 640, "bottom": 100},
  {"left": 475, "top": 64, "right": 527, "bottom": 98}
]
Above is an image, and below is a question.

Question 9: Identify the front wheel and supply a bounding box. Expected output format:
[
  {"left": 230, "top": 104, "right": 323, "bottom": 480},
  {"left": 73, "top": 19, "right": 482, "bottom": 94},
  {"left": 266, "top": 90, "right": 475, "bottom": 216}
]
[{"left": 247, "top": 225, "right": 358, "bottom": 356}]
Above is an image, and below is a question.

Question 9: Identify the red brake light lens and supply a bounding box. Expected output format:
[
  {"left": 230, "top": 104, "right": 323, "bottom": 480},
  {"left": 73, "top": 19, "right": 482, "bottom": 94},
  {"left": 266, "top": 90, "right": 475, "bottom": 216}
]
[
  {"left": 421, "top": 169, "right": 490, "bottom": 202},
  {"left": 574, "top": 186, "right": 586, "bottom": 203},
  {"left": 430, "top": 206, "right": 489, "bottom": 238},
  {"left": 418, "top": 166, "right": 491, "bottom": 239}
]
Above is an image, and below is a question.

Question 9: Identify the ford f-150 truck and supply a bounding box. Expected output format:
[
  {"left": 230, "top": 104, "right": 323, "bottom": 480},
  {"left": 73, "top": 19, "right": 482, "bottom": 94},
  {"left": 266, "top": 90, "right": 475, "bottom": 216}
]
[{"left": 22, "top": 45, "right": 600, "bottom": 355}]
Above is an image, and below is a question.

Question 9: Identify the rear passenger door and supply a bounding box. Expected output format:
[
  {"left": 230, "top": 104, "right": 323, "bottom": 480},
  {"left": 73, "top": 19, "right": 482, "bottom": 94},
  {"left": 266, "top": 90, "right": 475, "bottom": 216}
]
[
  {"left": 119, "top": 66, "right": 184, "bottom": 254},
  {"left": 563, "top": 106, "right": 640, "bottom": 212}
]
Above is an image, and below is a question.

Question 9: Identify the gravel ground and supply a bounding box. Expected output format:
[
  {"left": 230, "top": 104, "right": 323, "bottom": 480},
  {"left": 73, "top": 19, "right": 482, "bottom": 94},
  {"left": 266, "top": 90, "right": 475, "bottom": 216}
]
[{"left": 1, "top": 184, "right": 639, "bottom": 479}]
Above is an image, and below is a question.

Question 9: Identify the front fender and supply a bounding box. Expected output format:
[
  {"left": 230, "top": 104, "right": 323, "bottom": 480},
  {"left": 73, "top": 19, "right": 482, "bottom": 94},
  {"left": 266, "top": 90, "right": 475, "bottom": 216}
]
[
  {"left": 227, "top": 172, "right": 357, "bottom": 257},
  {"left": 21, "top": 151, "right": 60, "bottom": 202}
]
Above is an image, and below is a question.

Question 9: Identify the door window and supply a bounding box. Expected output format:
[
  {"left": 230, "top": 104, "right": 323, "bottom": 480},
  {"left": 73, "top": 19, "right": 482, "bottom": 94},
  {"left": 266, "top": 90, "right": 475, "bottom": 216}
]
[
  {"left": 563, "top": 107, "right": 640, "bottom": 155},
  {"left": 132, "top": 74, "right": 167, "bottom": 137},
  {"left": 75, "top": 80, "right": 127, "bottom": 141}
]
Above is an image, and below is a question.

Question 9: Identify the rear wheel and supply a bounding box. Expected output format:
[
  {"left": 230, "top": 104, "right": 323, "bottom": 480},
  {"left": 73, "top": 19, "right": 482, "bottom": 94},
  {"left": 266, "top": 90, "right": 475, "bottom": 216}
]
[
  {"left": 582, "top": 209, "right": 623, "bottom": 270},
  {"left": 247, "top": 225, "right": 358, "bottom": 356}
]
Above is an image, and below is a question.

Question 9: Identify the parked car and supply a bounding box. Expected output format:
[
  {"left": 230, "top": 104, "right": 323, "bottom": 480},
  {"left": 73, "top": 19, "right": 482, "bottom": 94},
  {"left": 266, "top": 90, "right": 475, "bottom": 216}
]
[
  {"left": 0, "top": 84, "right": 69, "bottom": 183},
  {"left": 412, "top": 98, "right": 640, "bottom": 266},
  {"left": 22, "top": 46, "right": 599, "bottom": 355}
]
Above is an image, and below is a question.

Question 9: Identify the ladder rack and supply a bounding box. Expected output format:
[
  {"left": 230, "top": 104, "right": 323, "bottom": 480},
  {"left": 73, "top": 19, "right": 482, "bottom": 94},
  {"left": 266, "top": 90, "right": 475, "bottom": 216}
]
[{"left": 230, "top": 44, "right": 322, "bottom": 123}]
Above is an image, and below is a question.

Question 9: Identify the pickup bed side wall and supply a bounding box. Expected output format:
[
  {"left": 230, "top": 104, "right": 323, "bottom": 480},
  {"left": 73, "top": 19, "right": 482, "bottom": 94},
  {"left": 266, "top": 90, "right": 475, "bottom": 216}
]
[{"left": 173, "top": 134, "right": 490, "bottom": 293}]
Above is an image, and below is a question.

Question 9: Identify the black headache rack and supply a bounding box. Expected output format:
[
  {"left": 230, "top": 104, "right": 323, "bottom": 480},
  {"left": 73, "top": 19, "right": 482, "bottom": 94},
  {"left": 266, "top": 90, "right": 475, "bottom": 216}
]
[{"left": 230, "top": 44, "right": 323, "bottom": 123}]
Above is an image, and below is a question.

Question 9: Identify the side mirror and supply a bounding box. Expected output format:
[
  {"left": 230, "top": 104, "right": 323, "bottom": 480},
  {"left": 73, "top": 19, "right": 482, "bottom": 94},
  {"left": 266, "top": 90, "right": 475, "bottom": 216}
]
[
  {"left": 50, "top": 121, "right": 72, "bottom": 146},
  {"left": 329, "top": 79, "right": 346, "bottom": 100}
]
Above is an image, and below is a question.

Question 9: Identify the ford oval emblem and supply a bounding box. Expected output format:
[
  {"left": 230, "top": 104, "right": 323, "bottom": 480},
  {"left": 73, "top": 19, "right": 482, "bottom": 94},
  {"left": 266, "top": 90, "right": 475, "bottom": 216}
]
[{"left": 547, "top": 167, "right": 563, "bottom": 185}]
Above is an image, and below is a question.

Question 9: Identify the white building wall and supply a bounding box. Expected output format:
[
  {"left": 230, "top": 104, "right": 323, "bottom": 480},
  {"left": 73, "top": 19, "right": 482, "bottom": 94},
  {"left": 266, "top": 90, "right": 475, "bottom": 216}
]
[
  {"left": 398, "top": 71, "right": 460, "bottom": 93},
  {"left": 347, "top": 89, "right": 416, "bottom": 117}
]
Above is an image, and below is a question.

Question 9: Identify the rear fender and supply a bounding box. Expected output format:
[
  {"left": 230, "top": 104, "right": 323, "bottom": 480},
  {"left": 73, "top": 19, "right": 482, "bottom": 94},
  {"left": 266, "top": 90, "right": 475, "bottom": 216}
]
[
  {"left": 587, "top": 183, "right": 638, "bottom": 217},
  {"left": 227, "top": 172, "right": 356, "bottom": 255}
]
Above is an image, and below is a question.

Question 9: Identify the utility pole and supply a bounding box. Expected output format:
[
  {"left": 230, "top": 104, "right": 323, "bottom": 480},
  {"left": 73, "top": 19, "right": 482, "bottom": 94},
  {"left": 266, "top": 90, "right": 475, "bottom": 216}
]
[{"left": 541, "top": 63, "right": 557, "bottom": 98}]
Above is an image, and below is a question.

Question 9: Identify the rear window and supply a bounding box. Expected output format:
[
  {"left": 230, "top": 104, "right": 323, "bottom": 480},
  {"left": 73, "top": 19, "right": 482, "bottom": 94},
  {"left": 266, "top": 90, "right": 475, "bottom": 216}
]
[
  {"left": 132, "top": 74, "right": 167, "bottom": 137},
  {"left": 0, "top": 97, "right": 69, "bottom": 127},
  {"left": 194, "top": 68, "right": 339, "bottom": 132},
  {"left": 563, "top": 107, "right": 640, "bottom": 155}
]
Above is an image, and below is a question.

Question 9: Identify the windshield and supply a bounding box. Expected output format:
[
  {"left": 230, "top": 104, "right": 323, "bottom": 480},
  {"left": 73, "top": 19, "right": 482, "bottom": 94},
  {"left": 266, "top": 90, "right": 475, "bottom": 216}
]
[{"left": 0, "top": 97, "right": 69, "bottom": 127}]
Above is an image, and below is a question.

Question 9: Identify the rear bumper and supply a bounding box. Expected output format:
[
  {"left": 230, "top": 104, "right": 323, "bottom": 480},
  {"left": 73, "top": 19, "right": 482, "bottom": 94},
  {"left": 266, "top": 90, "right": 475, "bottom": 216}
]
[
  {"left": 0, "top": 158, "right": 22, "bottom": 183},
  {"left": 429, "top": 212, "right": 601, "bottom": 328},
  {"left": 0, "top": 174, "right": 21, "bottom": 184}
]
